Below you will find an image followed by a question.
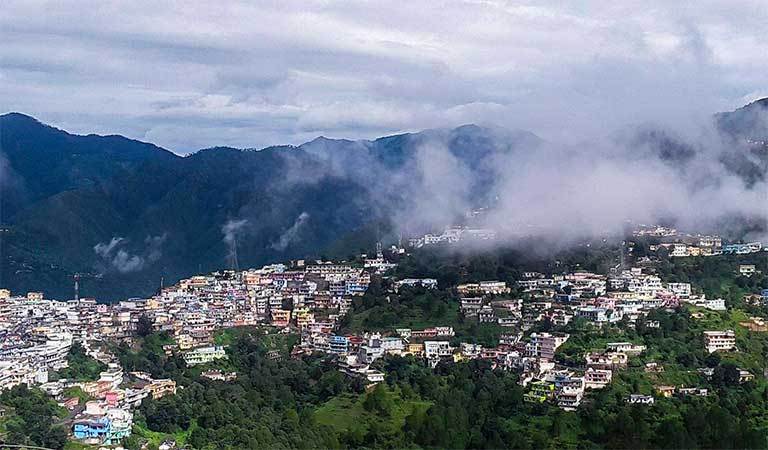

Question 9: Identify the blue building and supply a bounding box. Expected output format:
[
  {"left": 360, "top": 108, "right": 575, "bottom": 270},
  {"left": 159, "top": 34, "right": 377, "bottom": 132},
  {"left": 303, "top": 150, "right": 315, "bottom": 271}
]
[
  {"left": 329, "top": 335, "right": 350, "bottom": 354},
  {"left": 73, "top": 418, "right": 110, "bottom": 441}
]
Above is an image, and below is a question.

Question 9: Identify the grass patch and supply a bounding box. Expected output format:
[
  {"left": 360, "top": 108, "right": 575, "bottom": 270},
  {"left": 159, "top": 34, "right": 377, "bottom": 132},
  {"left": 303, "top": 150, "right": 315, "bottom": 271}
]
[
  {"left": 314, "top": 385, "right": 431, "bottom": 436},
  {"left": 131, "top": 419, "right": 197, "bottom": 448}
]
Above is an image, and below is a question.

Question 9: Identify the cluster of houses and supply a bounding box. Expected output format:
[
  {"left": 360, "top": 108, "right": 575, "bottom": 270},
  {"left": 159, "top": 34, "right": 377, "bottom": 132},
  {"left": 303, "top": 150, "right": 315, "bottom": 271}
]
[
  {"left": 1, "top": 237, "right": 764, "bottom": 445},
  {"left": 631, "top": 225, "right": 766, "bottom": 257},
  {"left": 519, "top": 340, "right": 648, "bottom": 409},
  {"left": 58, "top": 368, "right": 176, "bottom": 445},
  {"left": 0, "top": 253, "right": 384, "bottom": 446},
  {"left": 408, "top": 226, "right": 497, "bottom": 248},
  {"left": 644, "top": 235, "right": 764, "bottom": 258}
]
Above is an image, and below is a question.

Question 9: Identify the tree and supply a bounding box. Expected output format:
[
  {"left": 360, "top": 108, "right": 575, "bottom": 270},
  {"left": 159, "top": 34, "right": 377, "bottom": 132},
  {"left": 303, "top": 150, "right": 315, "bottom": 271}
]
[{"left": 136, "top": 313, "right": 154, "bottom": 337}]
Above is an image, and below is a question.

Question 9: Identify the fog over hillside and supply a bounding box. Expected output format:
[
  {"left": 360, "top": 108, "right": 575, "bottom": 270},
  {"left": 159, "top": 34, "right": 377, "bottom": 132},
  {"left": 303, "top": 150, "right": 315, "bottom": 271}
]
[
  {"left": 0, "top": 98, "right": 765, "bottom": 299},
  {"left": 296, "top": 101, "right": 768, "bottom": 246}
]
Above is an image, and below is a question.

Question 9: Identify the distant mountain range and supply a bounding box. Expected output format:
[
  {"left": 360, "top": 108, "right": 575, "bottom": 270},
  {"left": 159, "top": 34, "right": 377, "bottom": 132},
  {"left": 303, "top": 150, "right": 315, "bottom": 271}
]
[{"left": 0, "top": 99, "right": 765, "bottom": 300}]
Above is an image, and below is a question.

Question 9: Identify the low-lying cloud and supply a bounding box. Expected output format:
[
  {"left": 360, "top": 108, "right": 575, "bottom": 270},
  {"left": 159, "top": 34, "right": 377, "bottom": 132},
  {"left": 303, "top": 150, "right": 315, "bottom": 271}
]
[
  {"left": 271, "top": 212, "right": 310, "bottom": 251},
  {"left": 93, "top": 233, "right": 167, "bottom": 273}
]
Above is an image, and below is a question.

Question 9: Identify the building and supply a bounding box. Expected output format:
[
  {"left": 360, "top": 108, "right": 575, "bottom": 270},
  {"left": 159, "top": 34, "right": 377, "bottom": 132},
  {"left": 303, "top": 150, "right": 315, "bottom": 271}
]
[
  {"left": 524, "top": 380, "right": 554, "bottom": 403},
  {"left": 666, "top": 283, "right": 691, "bottom": 298},
  {"left": 457, "top": 281, "right": 510, "bottom": 296},
  {"left": 701, "top": 298, "right": 726, "bottom": 311},
  {"left": 147, "top": 379, "right": 177, "bottom": 399},
  {"left": 270, "top": 309, "right": 291, "bottom": 327},
  {"left": 626, "top": 395, "right": 655, "bottom": 405},
  {"left": 73, "top": 418, "right": 111, "bottom": 441},
  {"left": 703, "top": 330, "right": 736, "bottom": 353},
  {"left": 584, "top": 368, "right": 613, "bottom": 389},
  {"left": 184, "top": 346, "right": 228, "bottom": 366},
  {"left": 739, "top": 265, "right": 757, "bottom": 277},
  {"left": 424, "top": 341, "right": 453, "bottom": 360},
  {"left": 606, "top": 342, "right": 646, "bottom": 355},
  {"left": 526, "top": 333, "right": 570, "bottom": 360},
  {"left": 329, "top": 335, "right": 350, "bottom": 354}
]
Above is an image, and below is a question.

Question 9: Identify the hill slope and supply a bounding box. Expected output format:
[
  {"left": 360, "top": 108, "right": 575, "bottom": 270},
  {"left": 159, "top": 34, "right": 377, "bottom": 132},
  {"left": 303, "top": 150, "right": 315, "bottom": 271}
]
[{"left": 0, "top": 99, "right": 765, "bottom": 300}]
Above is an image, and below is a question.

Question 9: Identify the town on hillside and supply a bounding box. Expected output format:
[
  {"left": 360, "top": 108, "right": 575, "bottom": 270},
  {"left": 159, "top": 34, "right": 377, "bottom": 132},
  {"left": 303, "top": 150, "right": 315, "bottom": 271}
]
[{"left": 1, "top": 231, "right": 767, "bottom": 448}]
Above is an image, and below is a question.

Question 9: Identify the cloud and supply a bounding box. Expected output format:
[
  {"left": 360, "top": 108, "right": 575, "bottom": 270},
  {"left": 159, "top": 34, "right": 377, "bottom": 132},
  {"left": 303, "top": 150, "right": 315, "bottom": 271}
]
[
  {"left": 271, "top": 212, "right": 310, "bottom": 251},
  {"left": 0, "top": 1, "right": 766, "bottom": 152},
  {"left": 93, "top": 234, "right": 167, "bottom": 273},
  {"left": 221, "top": 219, "right": 248, "bottom": 265}
]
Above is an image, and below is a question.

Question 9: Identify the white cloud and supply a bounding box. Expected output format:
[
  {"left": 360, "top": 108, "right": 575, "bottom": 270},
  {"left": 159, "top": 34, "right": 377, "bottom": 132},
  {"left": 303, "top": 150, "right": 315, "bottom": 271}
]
[{"left": 1, "top": 1, "right": 766, "bottom": 151}]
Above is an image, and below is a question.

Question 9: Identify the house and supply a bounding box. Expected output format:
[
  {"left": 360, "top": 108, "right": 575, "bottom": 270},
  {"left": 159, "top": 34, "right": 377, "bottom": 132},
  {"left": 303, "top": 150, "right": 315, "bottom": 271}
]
[
  {"left": 478, "top": 305, "right": 496, "bottom": 323},
  {"left": 703, "top": 330, "right": 736, "bottom": 353},
  {"left": 738, "top": 369, "right": 754, "bottom": 383},
  {"left": 147, "top": 379, "right": 177, "bottom": 399},
  {"left": 576, "top": 306, "right": 619, "bottom": 324},
  {"left": 557, "top": 385, "right": 584, "bottom": 410},
  {"left": 671, "top": 244, "right": 689, "bottom": 257},
  {"left": 666, "top": 283, "right": 691, "bottom": 298},
  {"left": 524, "top": 380, "right": 554, "bottom": 403},
  {"left": 460, "top": 297, "right": 484, "bottom": 317},
  {"left": 626, "top": 394, "right": 655, "bottom": 405},
  {"left": 526, "top": 333, "right": 570, "bottom": 360},
  {"left": 26, "top": 292, "right": 44, "bottom": 301},
  {"left": 395, "top": 278, "right": 438, "bottom": 291},
  {"left": 739, "top": 265, "right": 757, "bottom": 277},
  {"left": 329, "top": 335, "right": 350, "bottom": 354},
  {"left": 677, "top": 387, "right": 708, "bottom": 397},
  {"left": 184, "top": 346, "right": 228, "bottom": 366},
  {"left": 270, "top": 309, "right": 291, "bottom": 327},
  {"left": 584, "top": 368, "right": 612, "bottom": 389},
  {"left": 424, "top": 341, "right": 453, "bottom": 359},
  {"left": 644, "top": 362, "right": 664, "bottom": 373},
  {"left": 457, "top": 281, "right": 509, "bottom": 296},
  {"left": 606, "top": 342, "right": 646, "bottom": 355},
  {"left": 656, "top": 385, "right": 675, "bottom": 397},
  {"left": 585, "top": 352, "right": 627, "bottom": 370},
  {"left": 73, "top": 418, "right": 111, "bottom": 441}
]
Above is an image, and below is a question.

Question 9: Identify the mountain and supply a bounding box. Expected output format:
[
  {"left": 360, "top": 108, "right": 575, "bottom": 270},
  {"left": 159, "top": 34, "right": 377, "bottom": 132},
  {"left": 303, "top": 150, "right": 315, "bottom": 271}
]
[
  {"left": 0, "top": 100, "right": 765, "bottom": 301},
  {"left": 715, "top": 98, "right": 768, "bottom": 186},
  {"left": 0, "top": 115, "right": 538, "bottom": 300}
]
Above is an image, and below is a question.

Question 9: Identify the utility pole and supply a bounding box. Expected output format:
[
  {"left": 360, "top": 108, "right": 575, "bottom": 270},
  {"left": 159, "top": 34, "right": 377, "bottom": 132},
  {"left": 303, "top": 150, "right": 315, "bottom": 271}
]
[{"left": 74, "top": 273, "right": 80, "bottom": 301}]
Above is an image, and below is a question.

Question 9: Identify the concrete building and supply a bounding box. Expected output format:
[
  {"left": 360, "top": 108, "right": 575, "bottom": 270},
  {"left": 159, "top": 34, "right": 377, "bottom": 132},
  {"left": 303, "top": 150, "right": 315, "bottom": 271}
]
[{"left": 703, "top": 330, "right": 736, "bottom": 353}]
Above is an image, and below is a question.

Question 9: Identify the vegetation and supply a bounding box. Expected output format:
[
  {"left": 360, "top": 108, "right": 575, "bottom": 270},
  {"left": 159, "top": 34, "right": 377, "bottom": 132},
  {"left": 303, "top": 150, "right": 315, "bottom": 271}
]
[
  {"left": 54, "top": 342, "right": 107, "bottom": 381},
  {"left": 0, "top": 385, "right": 68, "bottom": 449}
]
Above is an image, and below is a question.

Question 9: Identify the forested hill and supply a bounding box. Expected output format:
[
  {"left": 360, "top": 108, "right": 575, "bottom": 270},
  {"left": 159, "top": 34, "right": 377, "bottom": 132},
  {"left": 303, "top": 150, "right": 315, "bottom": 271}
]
[
  {"left": 0, "top": 98, "right": 766, "bottom": 301},
  {"left": 0, "top": 115, "right": 542, "bottom": 300}
]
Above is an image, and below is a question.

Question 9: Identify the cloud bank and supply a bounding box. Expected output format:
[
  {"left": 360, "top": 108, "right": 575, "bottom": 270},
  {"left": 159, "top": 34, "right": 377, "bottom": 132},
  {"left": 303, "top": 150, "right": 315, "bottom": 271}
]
[{"left": 1, "top": 1, "right": 766, "bottom": 152}]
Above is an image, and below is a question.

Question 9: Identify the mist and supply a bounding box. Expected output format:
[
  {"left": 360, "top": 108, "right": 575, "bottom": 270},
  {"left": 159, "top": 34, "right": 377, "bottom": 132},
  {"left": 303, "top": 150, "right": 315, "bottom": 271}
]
[
  {"left": 93, "top": 233, "right": 168, "bottom": 274},
  {"left": 271, "top": 212, "right": 310, "bottom": 252},
  {"left": 293, "top": 101, "right": 767, "bottom": 249}
]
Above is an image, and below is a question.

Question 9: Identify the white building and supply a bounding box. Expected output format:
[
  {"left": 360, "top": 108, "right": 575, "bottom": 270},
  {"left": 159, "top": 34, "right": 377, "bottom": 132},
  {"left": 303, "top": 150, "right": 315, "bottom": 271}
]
[
  {"left": 184, "top": 346, "right": 228, "bottom": 366},
  {"left": 424, "top": 341, "right": 453, "bottom": 359},
  {"left": 703, "top": 330, "right": 736, "bottom": 353}
]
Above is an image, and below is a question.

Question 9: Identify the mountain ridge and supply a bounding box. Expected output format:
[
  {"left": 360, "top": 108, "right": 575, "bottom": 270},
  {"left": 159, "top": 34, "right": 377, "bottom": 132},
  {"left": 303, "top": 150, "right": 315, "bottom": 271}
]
[{"left": 0, "top": 100, "right": 765, "bottom": 300}]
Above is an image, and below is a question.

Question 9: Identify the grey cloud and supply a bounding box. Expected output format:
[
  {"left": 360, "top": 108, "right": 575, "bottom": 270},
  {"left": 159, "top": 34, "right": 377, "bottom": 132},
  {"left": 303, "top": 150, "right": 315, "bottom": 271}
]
[{"left": 1, "top": 1, "right": 766, "bottom": 152}]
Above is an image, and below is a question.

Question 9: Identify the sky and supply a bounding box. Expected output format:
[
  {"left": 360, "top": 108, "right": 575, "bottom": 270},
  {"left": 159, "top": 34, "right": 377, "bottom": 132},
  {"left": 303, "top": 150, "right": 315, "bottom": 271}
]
[{"left": 1, "top": 0, "right": 767, "bottom": 153}]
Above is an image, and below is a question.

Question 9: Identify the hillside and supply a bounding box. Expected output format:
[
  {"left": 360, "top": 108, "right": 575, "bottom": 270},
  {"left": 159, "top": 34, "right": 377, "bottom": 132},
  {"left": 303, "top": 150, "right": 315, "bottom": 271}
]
[
  {"left": 0, "top": 99, "right": 765, "bottom": 301},
  {"left": 0, "top": 115, "right": 539, "bottom": 300}
]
